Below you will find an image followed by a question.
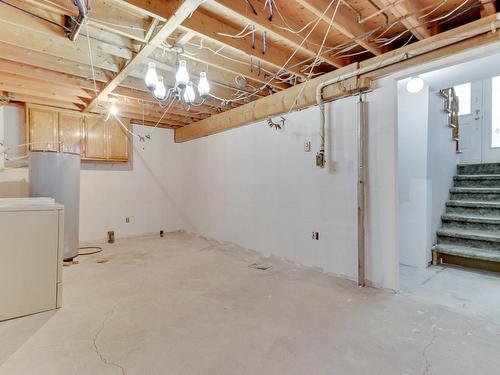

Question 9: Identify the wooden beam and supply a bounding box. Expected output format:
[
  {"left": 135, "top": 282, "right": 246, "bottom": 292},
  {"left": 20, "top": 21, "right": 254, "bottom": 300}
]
[
  {"left": 123, "top": 0, "right": 307, "bottom": 78},
  {"left": 294, "top": 0, "right": 382, "bottom": 56},
  {"left": 204, "top": 0, "right": 345, "bottom": 68},
  {"left": 0, "top": 42, "right": 108, "bottom": 82},
  {"left": 0, "top": 58, "right": 96, "bottom": 92},
  {"left": 85, "top": 0, "right": 205, "bottom": 112},
  {"left": 175, "top": 13, "right": 500, "bottom": 142},
  {"left": 6, "top": 92, "right": 81, "bottom": 111},
  {"left": 0, "top": 6, "right": 121, "bottom": 72},
  {"left": 371, "top": 0, "right": 431, "bottom": 40},
  {"left": 175, "top": 64, "right": 365, "bottom": 142},
  {"left": 480, "top": 0, "right": 497, "bottom": 17}
]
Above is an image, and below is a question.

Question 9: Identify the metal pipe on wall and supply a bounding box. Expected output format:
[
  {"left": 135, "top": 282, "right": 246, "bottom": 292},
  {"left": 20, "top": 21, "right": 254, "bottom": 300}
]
[
  {"left": 357, "top": 95, "right": 368, "bottom": 287},
  {"left": 68, "top": 0, "right": 88, "bottom": 41}
]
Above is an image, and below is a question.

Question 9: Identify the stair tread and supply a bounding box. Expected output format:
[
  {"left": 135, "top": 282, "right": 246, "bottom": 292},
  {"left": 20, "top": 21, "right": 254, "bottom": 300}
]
[
  {"left": 446, "top": 200, "right": 500, "bottom": 208},
  {"left": 432, "top": 244, "right": 500, "bottom": 262},
  {"left": 441, "top": 214, "right": 500, "bottom": 224},
  {"left": 450, "top": 187, "right": 500, "bottom": 193},
  {"left": 437, "top": 228, "right": 500, "bottom": 242},
  {"left": 455, "top": 174, "right": 500, "bottom": 180}
]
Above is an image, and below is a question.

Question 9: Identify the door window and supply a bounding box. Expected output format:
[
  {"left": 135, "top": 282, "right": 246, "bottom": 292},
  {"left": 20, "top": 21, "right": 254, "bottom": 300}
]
[{"left": 454, "top": 83, "right": 471, "bottom": 116}]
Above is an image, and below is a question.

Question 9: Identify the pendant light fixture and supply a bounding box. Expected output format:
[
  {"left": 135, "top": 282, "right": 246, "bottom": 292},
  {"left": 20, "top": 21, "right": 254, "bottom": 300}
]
[
  {"left": 144, "top": 62, "right": 158, "bottom": 91},
  {"left": 143, "top": 58, "right": 210, "bottom": 107},
  {"left": 183, "top": 81, "right": 196, "bottom": 104},
  {"left": 197, "top": 72, "right": 210, "bottom": 98},
  {"left": 175, "top": 60, "right": 189, "bottom": 88},
  {"left": 154, "top": 76, "right": 167, "bottom": 100}
]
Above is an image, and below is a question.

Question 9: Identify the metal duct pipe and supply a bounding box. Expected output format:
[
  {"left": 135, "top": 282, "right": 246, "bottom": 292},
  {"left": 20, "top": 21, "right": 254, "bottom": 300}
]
[
  {"left": 68, "top": 0, "right": 88, "bottom": 41},
  {"left": 357, "top": 96, "right": 368, "bottom": 287}
]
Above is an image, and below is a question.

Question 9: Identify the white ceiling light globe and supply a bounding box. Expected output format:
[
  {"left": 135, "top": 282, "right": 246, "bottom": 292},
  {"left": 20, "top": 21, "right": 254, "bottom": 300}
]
[
  {"left": 197, "top": 72, "right": 210, "bottom": 98},
  {"left": 406, "top": 77, "right": 424, "bottom": 94},
  {"left": 176, "top": 60, "right": 189, "bottom": 88},
  {"left": 153, "top": 76, "right": 167, "bottom": 100},
  {"left": 183, "top": 82, "right": 196, "bottom": 104},
  {"left": 144, "top": 62, "right": 158, "bottom": 91}
]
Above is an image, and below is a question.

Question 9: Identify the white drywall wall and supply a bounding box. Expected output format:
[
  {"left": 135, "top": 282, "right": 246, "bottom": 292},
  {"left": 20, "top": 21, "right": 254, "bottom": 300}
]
[
  {"left": 397, "top": 80, "right": 430, "bottom": 268},
  {"left": 397, "top": 82, "right": 459, "bottom": 268},
  {"left": 0, "top": 107, "right": 186, "bottom": 242},
  {"left": 179, "top": 87, "right": 399, "bottom": 289},
  {"left": 79, "top": 125, "right": 186, "bottom": 241}
]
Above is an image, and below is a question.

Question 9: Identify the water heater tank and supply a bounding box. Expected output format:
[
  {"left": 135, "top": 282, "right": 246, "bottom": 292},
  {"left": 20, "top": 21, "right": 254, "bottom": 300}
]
[{"left": 29, "top": 151, "right": 80, "bottom": 260}]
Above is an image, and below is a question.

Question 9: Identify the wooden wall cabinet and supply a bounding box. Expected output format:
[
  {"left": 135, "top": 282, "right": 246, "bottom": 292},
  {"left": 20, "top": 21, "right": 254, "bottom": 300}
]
[
  {"left": 82, "top": 116, "right": 130, "bottom": 161},
  {"left": 27, "top": 104, "right": 130, "bottom": 162},
  {"left": 28, "top": 106, "right": 59, "bottom": 152}
]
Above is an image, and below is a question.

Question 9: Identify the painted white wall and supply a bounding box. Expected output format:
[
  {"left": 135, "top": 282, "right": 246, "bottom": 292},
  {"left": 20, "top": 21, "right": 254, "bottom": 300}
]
[
  {"left": 397, "top": 80, "right": 430, "bottom": 268},
  {"left": 179, "top": 86, "right": 399, "bottom": 289},
  {"left": 397, "top": 81, "right": 459, "bottom": 268},
  {"left": 0, "top": 109, "right": 186, "bottom": 242},
  {"left": 79, "top": 125, "right": 186, "bottom": 242}
]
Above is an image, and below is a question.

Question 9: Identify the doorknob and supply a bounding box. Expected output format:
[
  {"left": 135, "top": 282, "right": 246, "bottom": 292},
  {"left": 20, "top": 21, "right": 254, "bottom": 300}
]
[{"left": 474, "top": 109, "right": 481, "bottom": 120}]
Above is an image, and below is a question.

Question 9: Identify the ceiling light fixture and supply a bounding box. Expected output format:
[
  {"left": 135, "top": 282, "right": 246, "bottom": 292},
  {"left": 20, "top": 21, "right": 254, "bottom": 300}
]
[
  {"left": 183, "top": 82, "right": 196, "bottom": 104},
  {"left": 197, "top": 72, "right": 210, "bottom": 98},
  {"left": 406, "top": 76, "right": 424, "bottom": 94},
  {"left": 153, "top": 76, "right": 167, "bottom": 100},
  {"left": 109, "top": 103, "right": 118, "bottom": 115},
  {"left": 144, "top": 62, "right": 158, "bottom": 91},
  {"left": 175, "top": 60, "right": 189, "bottom": 88},
  {"left": 143, "top": 59, "right": 209, "bottom": 109}
]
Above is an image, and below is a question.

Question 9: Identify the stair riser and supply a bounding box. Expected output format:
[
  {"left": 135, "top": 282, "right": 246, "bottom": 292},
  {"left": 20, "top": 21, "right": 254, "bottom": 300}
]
[
  {"left": 446, "top": 205, "right": 500, "bottom": 216},
  {"left": 449, "top": 192, "right": 500, "bottom": 201},
  {"left": 458, "top": 163, "right": 500, "bottom": 175},
  {"left": 454, "top": 179, "right": 500, "bottom": 188},
  {"left": 441, "top": 220, "right": 500, "bottom": 232},
  {"left": 437, "top": 235, "right": 500, "bottom": 250}
]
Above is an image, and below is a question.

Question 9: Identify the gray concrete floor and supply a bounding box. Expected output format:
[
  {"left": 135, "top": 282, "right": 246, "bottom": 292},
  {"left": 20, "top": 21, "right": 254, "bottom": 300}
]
[{"left": 1, "top": 232, "right": 500, "bottom": 375}]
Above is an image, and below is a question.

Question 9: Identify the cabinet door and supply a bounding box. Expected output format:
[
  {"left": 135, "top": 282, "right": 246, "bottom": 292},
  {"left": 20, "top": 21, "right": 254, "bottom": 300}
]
[
  {"left": 83, "top": 116, "right": 107, "bottom": 159},
  {"left": 108, "top": 117, "right": 129, "bottom": 161},
  {"left": 59, "top": 112, "right": 82, "bottom": 155},
  {"left": 29, "top": 107, "right": 58, "bottom": 151}
]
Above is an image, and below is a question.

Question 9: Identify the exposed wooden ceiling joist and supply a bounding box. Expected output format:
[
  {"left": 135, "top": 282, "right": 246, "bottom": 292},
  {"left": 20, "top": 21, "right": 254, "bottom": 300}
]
[
  {"left": 85, "top": 0, "right": 206, "bottom": 112},
  {"left": 175, "top": 13, "right": 500, "bottom": 142},
  {"left": 371, "top": 0, "right": 432, "bottom": 40},
  {"left": 295, "top": 0, "right": 383, "bottom": 55}
]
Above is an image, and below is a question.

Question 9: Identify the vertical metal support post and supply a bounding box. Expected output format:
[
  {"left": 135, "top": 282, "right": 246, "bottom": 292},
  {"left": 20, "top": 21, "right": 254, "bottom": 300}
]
[{"left": 357, "top": 95, "right": 368, "bottom": 287}]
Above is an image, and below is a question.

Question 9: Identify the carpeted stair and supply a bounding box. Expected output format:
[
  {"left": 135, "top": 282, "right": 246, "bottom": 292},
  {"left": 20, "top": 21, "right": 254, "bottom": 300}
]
[{"left": 432, "top": 162, "right": 500, "bottom": 271}]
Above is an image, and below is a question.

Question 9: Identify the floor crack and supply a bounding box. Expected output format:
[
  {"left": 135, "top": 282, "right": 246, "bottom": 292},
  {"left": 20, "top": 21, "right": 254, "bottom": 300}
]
[
  {"left": 422, "top": 325, "right": 438, "bottom": 375},
  {"left": 93, "top": 303, "right": 127, "bottom": 375}
]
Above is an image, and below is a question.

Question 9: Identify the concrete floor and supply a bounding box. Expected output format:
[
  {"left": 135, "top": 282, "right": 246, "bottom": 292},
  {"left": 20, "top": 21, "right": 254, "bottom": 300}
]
[{"left": 1, "top": 233, "right": 500, "bottom": 375}]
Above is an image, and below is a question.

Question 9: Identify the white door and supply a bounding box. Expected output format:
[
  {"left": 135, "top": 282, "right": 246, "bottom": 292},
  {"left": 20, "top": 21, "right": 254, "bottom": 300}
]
[
  {"left": 458, "top": 82, "right": 483, "bottom": 163},
  {"left": 482, "top": 76, "right": 500, "bottom": 162}
]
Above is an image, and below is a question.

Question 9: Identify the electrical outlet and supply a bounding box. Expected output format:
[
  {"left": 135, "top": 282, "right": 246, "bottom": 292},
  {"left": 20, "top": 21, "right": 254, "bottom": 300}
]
[
  {"left": 125, "top": 217, "right": 130, "bottom": 223},
  {"left": 304, "top": 141, "right": 311, "bottom": 152},
  {"left": 312, "top": 232, "right": 319, "bottom": 240}
]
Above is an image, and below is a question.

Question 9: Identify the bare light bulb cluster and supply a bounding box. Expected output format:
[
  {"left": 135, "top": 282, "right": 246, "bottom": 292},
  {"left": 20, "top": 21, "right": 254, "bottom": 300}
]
[{"left": 144, "top": 60, "right": 210, "bottom": 105}]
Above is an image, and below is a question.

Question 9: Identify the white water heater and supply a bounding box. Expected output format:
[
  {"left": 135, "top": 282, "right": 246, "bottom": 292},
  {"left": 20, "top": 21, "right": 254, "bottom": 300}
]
[{"left": 29, "top": 151, "right": 80, "bottom": 260}]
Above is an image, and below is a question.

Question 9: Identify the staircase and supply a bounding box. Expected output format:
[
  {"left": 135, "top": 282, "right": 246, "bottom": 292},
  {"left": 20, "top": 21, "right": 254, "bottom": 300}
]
[{"left": 432, "top": 162, "right": 500, "bottom": 272}]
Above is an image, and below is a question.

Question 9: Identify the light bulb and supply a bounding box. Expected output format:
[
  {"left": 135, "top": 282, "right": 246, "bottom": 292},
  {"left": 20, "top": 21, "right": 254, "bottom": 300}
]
[
  {"left": 110, "top": 103, "right": 118, "bottom": 115},
  {"left": 183, "top": 82, "right": 195, "bottom": 104},
  {"left": 154, "top": 76, "right": 166, "bottom": 100},
  {"left": 406, "top": 77, "right": 424, "bottom": 94},
  {"left": 176, "top": 60, "right": 189, "bottom": 88},
  {"left": 144, "top": 62, "right": 158, "bottom": 91},
  {"left": 197, "top": 72, "right": 210, "bottom": 98}
]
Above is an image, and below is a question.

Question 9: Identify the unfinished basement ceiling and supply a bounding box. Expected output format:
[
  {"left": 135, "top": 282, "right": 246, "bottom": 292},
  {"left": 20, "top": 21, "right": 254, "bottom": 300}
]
[{"left": 0, "top": 0, "right": 497, "bottom": 130}]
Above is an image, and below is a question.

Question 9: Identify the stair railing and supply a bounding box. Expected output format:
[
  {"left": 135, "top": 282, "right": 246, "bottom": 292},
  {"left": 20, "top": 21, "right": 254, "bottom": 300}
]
[{"left": 439, "top": 87, "right": 461, "bottom": 153}]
